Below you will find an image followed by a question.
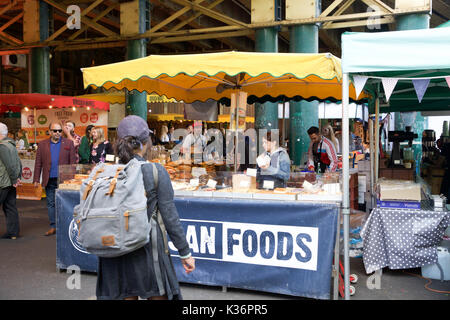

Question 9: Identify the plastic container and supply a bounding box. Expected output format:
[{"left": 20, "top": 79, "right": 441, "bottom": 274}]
[{"left": 421, "top": 246, "right": 450, "bottom": 281}]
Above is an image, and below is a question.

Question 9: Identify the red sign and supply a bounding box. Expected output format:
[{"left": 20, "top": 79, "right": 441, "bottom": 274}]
[
  {"left": 80, "top": 113, "right": 89, "bottom": 123},
  {"left": 90, "top": 112, "right": 98, "bottom": 123},
  {"left": 22, "top": 167, "right": 32, "bottom": 180}
]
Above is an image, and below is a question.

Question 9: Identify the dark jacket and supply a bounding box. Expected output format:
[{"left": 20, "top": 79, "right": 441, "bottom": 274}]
[
  {"left": 0, "top": 137, "right": 22, "bottom": 189},
  {"left": 78, "top": 135, "right": 91, "bottom": 164},
  {"left": 96, "top": 155, "right": 191, "bottom": 300},
  {"left": 33, "top": 137, "right": 77, "bottom": 187}
]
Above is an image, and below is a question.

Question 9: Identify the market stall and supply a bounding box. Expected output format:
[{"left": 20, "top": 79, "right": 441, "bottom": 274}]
[
  {"left": 341, "top": 26, "right": 450, "bottom": 297},
  {"left": 0, "top": 93, "right": 109, "bottom": 199},
  {"left": 73, "top": 51, "right": 369, "bottom": 299},
  {"left": 56, "top": 188, "right": 340, "bottom": 298}
]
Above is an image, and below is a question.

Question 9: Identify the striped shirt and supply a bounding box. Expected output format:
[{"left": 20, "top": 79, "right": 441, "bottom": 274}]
[{"left": 307, "top": 136, "right": 338, "bottom": 172}]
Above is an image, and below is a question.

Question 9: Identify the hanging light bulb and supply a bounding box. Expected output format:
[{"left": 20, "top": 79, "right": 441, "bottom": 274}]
[
  {"left": 49, "top": 105, "right": 53, "bottom": 109},
  {"left": 72, "top": 106, "right": 76, "bottom": 111},
  {"left": 24, "top": 107, "right": 29, "bottom": 112},
  {"left": 87, "top": 106, "right": 90, "bottom": 111}
]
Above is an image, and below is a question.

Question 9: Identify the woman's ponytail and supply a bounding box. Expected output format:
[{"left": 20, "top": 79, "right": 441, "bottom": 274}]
[{"left": 114, "top": 136, "right": 141, "bottom": 164}]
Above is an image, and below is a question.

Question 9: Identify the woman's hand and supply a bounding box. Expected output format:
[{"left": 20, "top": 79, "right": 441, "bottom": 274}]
[{"left": 181, "top": 256, "right": 195, "bottom": 274}]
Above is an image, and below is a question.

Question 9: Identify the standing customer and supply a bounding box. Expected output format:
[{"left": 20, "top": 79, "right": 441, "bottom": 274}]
[
  {"left": 63, "top": 121, "right": 81, "bottom": 162},
  {"left": 322, "top": 124, "right": 340, "bottom": 154},
  {"left": 78, "top": 125, "right": 94, "bottom": 164},
  {"left": 0, "top": 123, "right": 22, "bottom": 239},
  {"left": 33, "top": 122, "right": 77, "bottom": 236},
  {"left": 158, "top": 125, "right": 170, "bottom": 145},
  {"left": 96, "top": 115, "right": 195, "bottom": 300},
  {"left": 90, "top": 127, "right": 114, "bottom": 164}
]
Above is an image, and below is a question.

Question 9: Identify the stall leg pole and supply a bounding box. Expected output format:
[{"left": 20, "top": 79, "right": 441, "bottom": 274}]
[
  {"left": 234, "top": 90, "right": 240, "bottom": 173},
  {"left": 34, "top": 108, "right": 37, "bottom": 145},
  {"left": 333, "top": 206, "right": 341, "bottom": 300},
  {"left": 369, "top": 116, "right": 375, "bottom": 209},
  {"left": 374, "top": 98, "right": 380, "bottom": 186},
  {"left": 342, "top": 73, "right": 351, "bottom": 300}
]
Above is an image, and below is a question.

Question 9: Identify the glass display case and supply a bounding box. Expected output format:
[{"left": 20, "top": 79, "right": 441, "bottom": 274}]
[{"left": 58, "top": 164, "right": 94, "bottom": 190}]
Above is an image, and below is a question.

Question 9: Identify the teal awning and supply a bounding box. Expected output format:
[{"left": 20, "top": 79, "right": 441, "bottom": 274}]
[
  {"left": 342, "top": 27, "right": 450, "bottom": 114},
  {"left": 342, "top": 27, "right": 450, "bottom": 75},
  {"left": 436, "top": 20, "right": 450, "bottom": 28}
]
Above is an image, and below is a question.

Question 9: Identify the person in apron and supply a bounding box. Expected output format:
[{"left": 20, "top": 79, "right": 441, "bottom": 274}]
[{"left": 307, "top": 126, "right": 338, "bottom": 173}]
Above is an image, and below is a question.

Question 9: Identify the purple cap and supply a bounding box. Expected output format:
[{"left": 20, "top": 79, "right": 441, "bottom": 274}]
[{"left": 117, "top": 115, "right": 151, "bottom": 143}]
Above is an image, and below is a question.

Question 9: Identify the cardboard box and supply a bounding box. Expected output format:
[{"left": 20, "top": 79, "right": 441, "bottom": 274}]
[
  {"left": 357, "top": 160, "right": 371, "bottom": 172},
  {"left": 379, "top": 168, "right": 393, "bottom": 179},
  {"left": 232, "top": 174, "right": 256, "bottom": 192},
  {"left": 379, "top": 179, "right": 422, "bottom": 201},
  {"left": 16, "top": 183, "right": 42, "bottom": 200},
  {"left": 358, "top": 192, "right": 365, "bottom": 204},
  {"left": 431, "top": 177, "right": 443, "bottom": 195},
  {"left": 350, "top": 172, "right": 358, "bottom": 188},
  {"left": 358, "top": 174, "right": 371, "bottom": 193},
  {"left": 391, "top": 168, "right": 415, "bottom": 181}
]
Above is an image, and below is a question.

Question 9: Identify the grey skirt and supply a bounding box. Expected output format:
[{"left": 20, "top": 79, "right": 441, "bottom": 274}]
[{"left": 96, "top": 227, "right": 182, "bottom": 300}]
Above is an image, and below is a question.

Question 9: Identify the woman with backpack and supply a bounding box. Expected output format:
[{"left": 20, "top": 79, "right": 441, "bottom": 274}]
[{"left": 96, "top": 115, "right": 195, "bottom": 300}]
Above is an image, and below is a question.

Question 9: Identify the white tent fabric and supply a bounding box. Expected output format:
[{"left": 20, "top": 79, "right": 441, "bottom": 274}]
[{"left": 342, "top": 27, "right": 450, "bottom": 74}]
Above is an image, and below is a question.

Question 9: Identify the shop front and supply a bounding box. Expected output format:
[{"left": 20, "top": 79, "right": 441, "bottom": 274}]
[
  {"left": 53, "top": 51, "right": 372, "bottom": 299},
  {"left": 0, "top": 93, "right": 109, "bottom": 200}
]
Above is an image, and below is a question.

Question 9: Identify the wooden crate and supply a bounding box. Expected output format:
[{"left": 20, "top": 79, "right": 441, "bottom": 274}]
[{"left": 16, "top": 183, "right": 42, "bottom": 200}]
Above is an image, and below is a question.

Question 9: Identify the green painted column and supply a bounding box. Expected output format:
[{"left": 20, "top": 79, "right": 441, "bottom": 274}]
[
  {"left": 395, "top": 12, "right": 430, "bottom": 170},
  {"left": 125, "top": 0, "right": 149, "bottom": 121},
  {"left": 31, "top": 47, "right": 50, "bottom": 94},
  {"left": 126, "top": 39, "right": 147, "bottom": 120},
  {"left": 289, "top": 24, "right": 319, "bottom": 165},
  {"left": 31, "top": 2, "right": 50, "bottom": 94},
  {"left": 254, "top": 27, "right": 279, "bottom": 134}
]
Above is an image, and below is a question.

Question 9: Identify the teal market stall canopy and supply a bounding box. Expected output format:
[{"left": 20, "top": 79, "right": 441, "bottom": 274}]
[
  {"left": 436, "top": 20, "right": 450, "bottom": 28},
  {"left": 339, "top": 25, "right": 450, "bottom": 300},
  {"left": 342, "top": 26, "right": 450, "bottom": 114}
]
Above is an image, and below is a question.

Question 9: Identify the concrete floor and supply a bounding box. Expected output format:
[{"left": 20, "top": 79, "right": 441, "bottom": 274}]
[{"left": 0, "top": 198, "right": 449, "bottom": 301}]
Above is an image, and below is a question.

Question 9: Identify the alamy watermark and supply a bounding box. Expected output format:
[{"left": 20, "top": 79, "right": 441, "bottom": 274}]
[
  {"left": 170, "top": 128, "right": 281, "bottom": 165},
  {"left": 366, "top": 270, "right": 382, "bottom": 290},
  {"left": 366, "top": 5, "right": 382, "bottom": 30},
  {"left": 66, "top": 5, "right": 81, "bottom": 30},
  {"left": 66, "top": 265, "right": 81, "bottom": 290}
]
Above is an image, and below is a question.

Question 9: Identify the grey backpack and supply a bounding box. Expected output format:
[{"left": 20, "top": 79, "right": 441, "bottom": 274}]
[{"left": 74, "top": 158, "right": 157, "bottom": 258}]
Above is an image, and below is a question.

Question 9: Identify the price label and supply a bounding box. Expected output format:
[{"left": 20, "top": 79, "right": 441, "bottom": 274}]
[
  {"left": 263, "top": 180, "right": 274, "bottom": 189},
  {"left": 246, "top": 168, "right": 257, "bottom": 177},
  {"left": 191, "top": 167, "right": 207, "bottom": 177},
  {"left": 207, "top": 179, "right": 217, "bottom": 188},
  {"left": 189, "top": 178, "right": 199, "bottom": 186},
  {"left": 105, "top": 154, "right": 115, "bottom": 162}
]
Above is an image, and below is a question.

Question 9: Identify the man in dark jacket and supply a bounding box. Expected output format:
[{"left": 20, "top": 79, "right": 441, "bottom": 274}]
[
  {"left": 33, "top": 121, "right": 76, "bottom": 236},
  {"left": 0, "top": 122, "right": 22, "bottom": 239}
]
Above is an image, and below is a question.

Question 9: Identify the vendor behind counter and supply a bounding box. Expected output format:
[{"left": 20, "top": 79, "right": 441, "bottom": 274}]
[
  {"left": 307, "top": 126, "right": 338, "bottom": 173},
  {"left": 256, "top": 132, "right": 290, "bottom": 188}
]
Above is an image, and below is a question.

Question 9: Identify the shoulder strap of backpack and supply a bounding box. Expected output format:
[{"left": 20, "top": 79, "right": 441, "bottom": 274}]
[{"left": 149, "top": 162, "right": 169, "bottom": 255}]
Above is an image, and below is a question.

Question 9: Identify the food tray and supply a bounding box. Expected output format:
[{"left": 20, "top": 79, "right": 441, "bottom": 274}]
[
  {"left": 252, "top": 192, "right": 298, "bottom": 201},
  {"left": 296, "top": 193, "right": 342, "bottom": 203}
]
